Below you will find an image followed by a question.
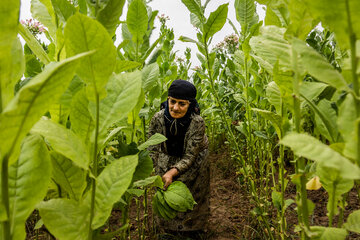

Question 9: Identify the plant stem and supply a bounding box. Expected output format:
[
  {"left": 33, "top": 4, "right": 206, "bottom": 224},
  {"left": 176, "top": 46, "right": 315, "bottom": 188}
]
[
  {"left": 292, "top": 46, "right": 309, "bottom": 238},
  {"left": 345, "top": 0, "right": 360, "bottom": 167},
  {"left": 280, "top": 101, "right": 286, "bottom": 240},
  {"left": 1, "top": 155, "right": 10, "bottom": 240},
  {"left": 89, "top": 92, "right": 100, "bottom": 240},
  {"left": 203, "top": 41, "right": 247, "bottom": 175},
  {"left": 328, "top": 182, "right": 337, "bottom": 227},
  {"left": 131, "top": 110, "right": 136, "bottom": 142}
]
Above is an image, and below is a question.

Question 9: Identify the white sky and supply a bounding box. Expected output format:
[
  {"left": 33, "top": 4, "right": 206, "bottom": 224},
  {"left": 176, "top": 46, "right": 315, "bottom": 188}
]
[{"left": 19, "top": 0, "right": 265, "bottom": 67}]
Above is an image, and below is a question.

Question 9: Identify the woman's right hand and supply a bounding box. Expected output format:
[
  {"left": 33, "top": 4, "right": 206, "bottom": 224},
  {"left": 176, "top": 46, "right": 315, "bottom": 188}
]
[{"left": 162, "top": 168, "right": 179, "bottom": 190}]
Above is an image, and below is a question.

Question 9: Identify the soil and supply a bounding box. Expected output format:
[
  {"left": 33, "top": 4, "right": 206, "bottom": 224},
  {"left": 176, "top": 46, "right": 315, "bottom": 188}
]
[{"left": 25, "top": 147, "right": 360, "bottom": 240}]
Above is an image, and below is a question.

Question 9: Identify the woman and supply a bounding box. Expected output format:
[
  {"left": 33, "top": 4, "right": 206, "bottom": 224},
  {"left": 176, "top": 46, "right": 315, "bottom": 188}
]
[{"left": 148, "top": 79, "right": 209, "bottom": 235}]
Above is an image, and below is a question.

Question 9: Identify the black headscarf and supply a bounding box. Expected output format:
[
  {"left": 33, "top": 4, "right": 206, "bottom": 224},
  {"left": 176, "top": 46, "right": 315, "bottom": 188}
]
[{"left": 161, "top": 80, "right": 200, "bottom": 157}]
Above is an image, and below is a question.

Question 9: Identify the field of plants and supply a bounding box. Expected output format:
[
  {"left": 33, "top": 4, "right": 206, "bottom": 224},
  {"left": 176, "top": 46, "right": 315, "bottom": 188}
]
[{"left": 1, "top": 0, "right": 360, "bottom": 239}]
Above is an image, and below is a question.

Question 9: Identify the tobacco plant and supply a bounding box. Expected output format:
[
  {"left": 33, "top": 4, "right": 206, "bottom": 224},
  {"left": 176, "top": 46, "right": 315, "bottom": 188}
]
[{"left": 249, "top": 0, "right": 360, "bottom": 239}]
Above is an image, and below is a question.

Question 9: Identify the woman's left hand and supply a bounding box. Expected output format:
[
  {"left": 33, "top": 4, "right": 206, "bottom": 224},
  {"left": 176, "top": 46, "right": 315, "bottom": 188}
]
[{"left": 162, "top": 168, "right": 179, "bottom": 190}]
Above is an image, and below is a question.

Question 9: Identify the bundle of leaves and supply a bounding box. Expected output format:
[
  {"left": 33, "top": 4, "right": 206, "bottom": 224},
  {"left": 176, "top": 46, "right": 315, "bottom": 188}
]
[{"left": 152, "top": 181, "right": 196, "bottom": 220}]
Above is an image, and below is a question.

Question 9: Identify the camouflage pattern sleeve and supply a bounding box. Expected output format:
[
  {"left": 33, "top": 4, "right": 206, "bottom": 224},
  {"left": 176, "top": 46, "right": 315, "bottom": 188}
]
[{"left": 172, "top": 115, "right": 206, "bottom": 173}]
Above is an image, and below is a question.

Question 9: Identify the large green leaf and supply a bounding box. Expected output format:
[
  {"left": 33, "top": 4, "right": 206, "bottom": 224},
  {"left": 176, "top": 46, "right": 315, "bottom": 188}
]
[
  {"left": 38, "top": 199, "right": 90, "bottom": 240},
  {"left": 203, "top": 4, "right": 228, "bottom": 43},
  {"left": 0, "top": 52, "right": 89, "bottom": 165},
  {"left": 299, "top": 82, "right": 328, "bottom": 103},
  {"left": 115, "top": 60, "right": 142, "bottom": 73},
  {"left": 181, "top": 0, "right": 203, "bottom": 23},
  {"left": 266, "top": 81, "right": 281, "bottom": 113},
  {"left": 317, "top": 162, "right": 353, "bottom": 216},
  {"left": 70, "top": 89, "right": 94, "bottom": 145},
  {"left": 138, "top": 133, "right": 167, "bottom": 151},
  {"left": 9, "top": 134, "right": 51, "bottom": 240},
  {"left": 49, "top": 76, "right": 84, "bottom": 124},
  {"left": 163, "top": 181, "right": 196, "bottom": 212},
  {"left": 250, "top": 26, "right": 292, "bottom": 71},
  {"left": 65, "top": 13, "right": 116, "bottom": 91},
  {"left": 344, "top": 209, "right": 360, "bottom": 233},
  {"left": 287, "top": 0, "right": 318, "bottom": 40},
  {"left": 234, "top": 0, "right": 258, "bottom": 35},
  {"left": 264, "top": 6, "right": 283, "bottom": 27},
  {"left": 97, "top": 0, "right": 125, "bottom": 37},
  {"left": 292, "top": 38, "right": 349, "bottom": 91},
  {"left": 31, "top": 0, "right": 57, "bottom": 38},
  {"left": 301, "top": 95, "right": 338, "bottom": 143},
  {"left": 302, "top": 0, "right": 360, "bottom": 49},
  {"left": 252, "top": 108, "right": 282, "bottom": 137},
  {"left": 0, "top": 0, "right": 21, "bottom": 110},
  {"left": 133, "top": 175, "right": 163, "bottom": 189},
  {"left": 131, "top": 151, "right": 153, "bottom": 183},
  {"left": 338, "top": 94, "right": 357, "bottom": 160},
  {"left": 50, "top": 152, "right": 87, "bottom": 201},
  {"left": 89, "top": 71, "right": 142, "bottom": 145},
  {"left": 281, "top": 133, "right": 360, "bottom": 179},
  {"left": 51, "top": 0, "right": 76, "bottom": 22},
  {"left": 309, "top": 226, "right": 347, "bottom": 240},
  {"left": 314, "top": 99, "right": 339, "bottom": 143},
  {"left": 92, "top": 154, "right": 138, "bottom": 229},
  {"left": 142, "top": 63, "right": 159, "bottom": 92},
  {"left": 31, "top": 119, "right": 90, "bottom": 170},
  {"left": 18, "top": 24, "right": 51, "bottom": 64},
  {"left": 0, "top": 38, "right": 25, "bottom": 109},
  {"left": 126, "top": 0, "right": 148, "bottom": 46},
  {"left": 273, "top": 63, "right": 294, "bottom": 109}
]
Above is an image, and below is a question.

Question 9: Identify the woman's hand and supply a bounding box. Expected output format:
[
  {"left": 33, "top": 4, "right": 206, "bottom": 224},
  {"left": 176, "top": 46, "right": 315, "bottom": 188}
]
[{"left": 162, "top": 168, "right": 179, "bottom": 190}]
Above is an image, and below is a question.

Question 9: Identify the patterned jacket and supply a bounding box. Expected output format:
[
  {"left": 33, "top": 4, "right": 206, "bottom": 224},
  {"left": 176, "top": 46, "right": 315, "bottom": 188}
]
[{"left": 148, "top": 109, "right": 208, "bottom": 182}]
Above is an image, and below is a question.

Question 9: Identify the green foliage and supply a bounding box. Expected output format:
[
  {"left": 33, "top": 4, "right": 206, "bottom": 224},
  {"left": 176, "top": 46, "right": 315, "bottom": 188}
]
[
  {"left": 31, "top": 0, "right": 57, "bottom": 38},
  {"left": 31, "top": 119, "right": 90, "bottom": 169},
  {"left": 38, "top": 199, "right": 90, "bottom": 240},
  {"left": 0, "top": 52, "right": 89, "bottom": 165},
  {"left": 96, "top": 0, "right": 125, "bottom": 37},
  {"left": 302, "top": 0, "right": 360, "bottom": 49},
  {"left": 126, "top": 0, "right": 148, "bottom": 46},
  {"left": 153, "top": 191, "right": 177, "bottom": 220},
  {"left": 162, "top": 181, "right": 196, "bottom": 212},
  {"left": 203, "top": 4, "right": 228, "bottom": 43},
  {"left": 338, "top": 94, "right": 358, "bottom": 161},
  {"left": 89, "top": 71, "right": 142, "bottom": 145},
  {"left": 64, "top": 13, "right": 116, "bottom": 93},
  {"left": 281, "top": 133, "right": 360, "bottom": 179},
  {"left": 50, "top": 152, "right": 87, "bottom": 201},
  {"left": 51, "top": 0, "right": 76, "bottom": 23},
  {"left": 308, "top": 226, "right": 347, "bottom": 240},
  {"left": 92, "top": 155, "right": 138, "bottom": 229},
  {"left": 8, "top": 134, "right": 51, "bottom": 240},
  {"left": 344, "top": 209, "right": 360, "bottom": 233},
  {"left": 234, "top": 0, "right": 258, "bottom": 36},
  {"left": 137, "top": 133, "right": 167, "bottom": 151}
]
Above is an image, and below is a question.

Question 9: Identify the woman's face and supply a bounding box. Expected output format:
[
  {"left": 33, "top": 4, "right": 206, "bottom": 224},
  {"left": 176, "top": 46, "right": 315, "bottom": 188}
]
[{"left": 168, "top": 97, "right": 190, "bottom": 119}]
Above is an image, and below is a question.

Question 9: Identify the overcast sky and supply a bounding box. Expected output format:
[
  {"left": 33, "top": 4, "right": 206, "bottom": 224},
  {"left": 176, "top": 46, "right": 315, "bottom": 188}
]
[{"left": 20, "top": 0, "right": 265, "bottom": 67}]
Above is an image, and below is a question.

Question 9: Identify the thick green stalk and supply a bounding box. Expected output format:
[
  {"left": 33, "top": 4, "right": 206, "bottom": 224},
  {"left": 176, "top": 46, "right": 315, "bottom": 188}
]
[
  {"left": 337, "top": 196, "right": 346, "bottom": 228},
  {"left": 328, "top": 182, "right": 336, "bottom": 227},
  {"left": 131, "top": 110, "right": 136, "bottom": 142},
  {"left": 292, "top": 47, "right": 309, "bottom": 238},
  {"left": 345, "top": 0, "right": 360, "bottom": 167},
  {"left": 0, "top": 84, "right": 3, "bottom": 113},
  {"left": 1, "top": 155, "right": 10, "bottom": 240},
  {"left": 279, "top": 101, "right": 286, "bottom": 240},
  {"left": 203, "top": 41, "right": 247, "bottom": 175},
  {"left": 89, "top": 92, "right": 100, "bottom": 240},
  {"left": 144, "top": 189, "right": 148, "bottom": 236},
  {"left": 136, "top": 199, "right": 141, "bottom": 240},
  {"left": 244, "top": 58, "right": 255, "bottom": 173}
]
